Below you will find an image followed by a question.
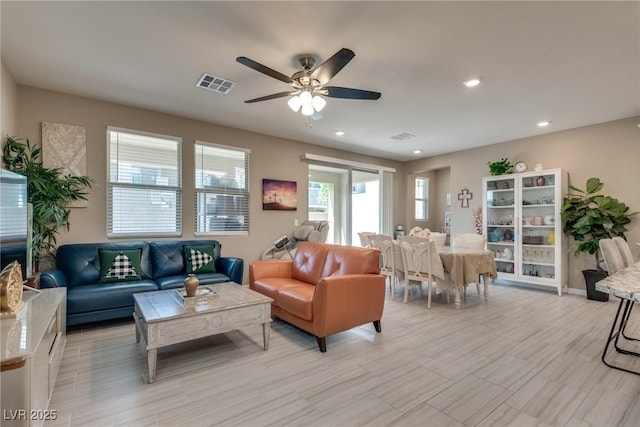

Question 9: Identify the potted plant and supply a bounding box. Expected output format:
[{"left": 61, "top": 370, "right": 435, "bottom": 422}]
[
  {"left": 487, "top": 158, "right": 514, "bottom": 175},
  {"left": 561, "top": 177, "right": 636, "bottom": 300},
  {"left": 2, "top": 136, "right": 93, "bottom": 271}
]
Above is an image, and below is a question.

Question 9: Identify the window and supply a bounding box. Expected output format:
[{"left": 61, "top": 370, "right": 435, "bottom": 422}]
[
  {"left": 107, "top": 127, "right": 182, "bottom": 237},
  {"left": 0, "top": 170, "right": 27, "bottom": 242},
  {"left": 415, "top": 177, "right": 429, "bottom": 220},
  {"left": 195, "top": 141, "right": 249, "bottom": 235}
]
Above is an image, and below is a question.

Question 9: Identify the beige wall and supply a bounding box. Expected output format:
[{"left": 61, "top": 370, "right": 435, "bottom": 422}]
[
  {"left": 405, "top": 116, "right": 640, "bottom": 290},
  {"left": 1, "top": 60, "right": 18, "bottom": 142},
  {"left": 434, "top": 167, "right": 451, "bottom": 233},
  {"left": 16, "top": 85, "right": 403, "bottom": 282}
]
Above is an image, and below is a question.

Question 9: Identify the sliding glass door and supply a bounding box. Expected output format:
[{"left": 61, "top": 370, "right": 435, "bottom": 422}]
[
  {"left": 308, "top": 164, "right": 348, "bottom": 244},
  {"left": 351, "top": 169, "right": 380, "bottom": 245},
  {"left": 308, "top": 163, "right": 390, "bottom": 246}
]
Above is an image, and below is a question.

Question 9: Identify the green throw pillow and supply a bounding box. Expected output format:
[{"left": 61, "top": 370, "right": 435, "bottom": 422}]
[
  {"left": 99, "top": 249, "right": 142, "bottom": 283},
  {"left": 184, "top": 245, "right": 216, "bottom": 274}
]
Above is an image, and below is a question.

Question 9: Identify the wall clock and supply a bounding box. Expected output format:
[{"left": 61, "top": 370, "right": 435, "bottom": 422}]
[{"left": 515, "top": 161, "right": 527, "bottom": 173}]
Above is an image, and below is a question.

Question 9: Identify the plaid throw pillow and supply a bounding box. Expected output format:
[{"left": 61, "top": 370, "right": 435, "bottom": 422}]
[
  {"left": 184, "top": 245, "right": 216, "bottom": 274},
  {"left": 106, "top": 253, "right": 137, "bottom": 279},
  {"left": 99, "top": 249, "right": 142, "bottom": 283}
]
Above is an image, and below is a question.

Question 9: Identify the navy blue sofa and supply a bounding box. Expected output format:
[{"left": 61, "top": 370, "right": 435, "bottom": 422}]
[{"left": 39, "top": 240, "right": 243, "bottom": 326}]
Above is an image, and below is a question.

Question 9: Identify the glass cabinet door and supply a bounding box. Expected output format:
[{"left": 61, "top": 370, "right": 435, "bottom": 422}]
[
  {"left": 483, "top": 175, "right": 516, "bottom": 279},
  {"left": 518, "top": 171, "right": 558, "bottom": 282}
]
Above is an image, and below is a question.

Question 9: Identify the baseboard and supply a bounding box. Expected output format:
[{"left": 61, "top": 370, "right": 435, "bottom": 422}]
[{"left": 565, "top": 287, "right": 586, "bottom": 297}]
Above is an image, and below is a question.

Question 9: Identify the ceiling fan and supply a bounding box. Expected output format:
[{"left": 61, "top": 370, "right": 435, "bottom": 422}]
[{"left": 236, "top": 48, "right": 381, "bottom": 118}]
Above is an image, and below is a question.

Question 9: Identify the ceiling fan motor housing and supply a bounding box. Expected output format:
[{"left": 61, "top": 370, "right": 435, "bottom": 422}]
[{"left": 299, "top": 56, "right": 316, "bottom": 70}]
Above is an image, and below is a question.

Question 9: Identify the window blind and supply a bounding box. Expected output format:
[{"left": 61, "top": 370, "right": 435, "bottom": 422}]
[
  {"left": 415, "top": 177, "right": 429, "bottom": 220},
  {"left": 194, "top": 141, "right": 250, "bottom": 235},
  {"left": 107, "top": 127, "right": 182, "bottom": 237},
  {"left": 0, "top": 170, "right": 28, "bottom": 242}
]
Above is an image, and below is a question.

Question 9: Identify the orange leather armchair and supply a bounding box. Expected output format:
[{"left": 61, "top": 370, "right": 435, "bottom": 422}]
[{"left": 250, "top": 241, "right": 385, "bottom": 352}]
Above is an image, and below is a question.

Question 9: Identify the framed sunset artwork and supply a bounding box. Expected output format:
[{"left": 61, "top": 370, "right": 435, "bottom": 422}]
[{"left": 262, "top": 179, "right": 297, "bottom": 211}]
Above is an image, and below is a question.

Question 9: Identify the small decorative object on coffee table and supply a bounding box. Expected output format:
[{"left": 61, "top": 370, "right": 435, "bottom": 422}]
[
  {"left": 0, "top": 260, "right": 25, "bottom": 317},
  {"left": 175, "top": 287, "right": 218, "bottom": 307},
  {"left": 183, "top": 274, "right": 199, "bottom": 297}
]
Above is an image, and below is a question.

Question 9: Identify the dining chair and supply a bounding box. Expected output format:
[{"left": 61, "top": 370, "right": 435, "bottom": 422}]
[
  {"left": 600, "top": 238, "right": 640, "bottom": 344},
  {"left": 612, "top": 236, "right": 635, "bottom": 267},
  {"left": 600, "top": 238, "right": 626, "bottom": 275},
  {"left": 451, "top": 233, "right": 487, "bottom": 250},
  {"left": 398, "top": 236, "right": 450, "bottom": 308},
  {"left": 358, "top": 231, "right": 376, "bottom": 248},
  {"left": 429, "top": 232, "right": 447, "bottom": 248},
  {"left": 367, "top": 234, "right": 398, "bottom": 298},
  {"left": 451, "top": 233, "right": 488, "bottom": 295}
]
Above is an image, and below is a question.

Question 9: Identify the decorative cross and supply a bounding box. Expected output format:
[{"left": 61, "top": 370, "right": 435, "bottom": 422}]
[{"left": 458, "top": 188, "right": 472, "bottom": 208}]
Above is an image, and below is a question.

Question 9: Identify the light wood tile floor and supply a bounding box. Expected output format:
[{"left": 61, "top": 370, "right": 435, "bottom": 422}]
[{"left": 46, "top": 284, "right": 640, "bottom": 427}]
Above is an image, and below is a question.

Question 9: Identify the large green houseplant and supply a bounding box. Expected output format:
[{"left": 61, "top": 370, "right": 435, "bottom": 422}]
[
  {"left": 2, "top": 136, "right": 93, "bottom": 269},
  {"left": 561, "top": 177, "right": 636, "bottom": 300}
]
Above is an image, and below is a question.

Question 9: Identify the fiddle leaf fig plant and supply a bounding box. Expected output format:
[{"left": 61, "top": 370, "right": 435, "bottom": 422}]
[
  {"left": 487, "top": 158, "right": 514, "bottom": 175},
  {"left": 561, "top": 177, "right": 636, "bottom": 271},
  {"left": 2, "top": 136, "right": 94, "bottom": 269}
]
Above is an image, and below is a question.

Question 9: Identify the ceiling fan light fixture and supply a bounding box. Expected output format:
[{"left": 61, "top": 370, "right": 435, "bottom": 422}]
[
  {"left": 288, "top": 96, "right": 302, "bottom": 112},
  {"left": 312, "top": 95, "right": 326, "bottom": 112},
  {"left": 301, "top": 103, "right": 314, "bottom": 116},
  {"left": 299, "top": 90, "right": 312, "bottom": 104}
]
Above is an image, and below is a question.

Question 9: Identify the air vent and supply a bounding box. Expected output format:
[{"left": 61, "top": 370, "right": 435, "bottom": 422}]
[
  {"left": 196, "top": 73, "right": 236, "bottom": 94},
  {"left": 390, "top": 132, "right": 416, "bottom": 141}
]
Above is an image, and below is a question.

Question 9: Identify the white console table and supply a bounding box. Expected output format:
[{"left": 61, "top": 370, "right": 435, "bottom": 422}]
[{"left": 1, "top": 288, "right": 66, "bottom": 426}]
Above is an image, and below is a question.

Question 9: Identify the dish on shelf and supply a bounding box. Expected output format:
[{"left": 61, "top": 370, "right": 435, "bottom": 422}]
[{"left": 523, "top": 235, "right": 544, "bottom": 244}]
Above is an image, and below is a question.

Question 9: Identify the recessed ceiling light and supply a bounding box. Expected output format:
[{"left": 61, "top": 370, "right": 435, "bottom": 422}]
[
  {"left": 413, "top": 150, "right": 422, "bottom": 154},
  {"left": 537, "top": 120, "right": 551, "bottom": 127},
  {"left": 463, "top": 77, "right": 482, "bottom": 87},
  {"left": 334, "top": 130, "right": 345, "bottom": 136}
]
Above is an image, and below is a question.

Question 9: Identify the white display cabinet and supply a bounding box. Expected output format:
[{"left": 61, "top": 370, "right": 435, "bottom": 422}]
[{"left": 482, "top": 168, "right": 567, "bottom": 295}]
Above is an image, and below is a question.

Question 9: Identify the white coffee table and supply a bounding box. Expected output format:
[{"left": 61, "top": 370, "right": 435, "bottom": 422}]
[{"left": 133, "top": 282, "right": 272, "bottom": 383}]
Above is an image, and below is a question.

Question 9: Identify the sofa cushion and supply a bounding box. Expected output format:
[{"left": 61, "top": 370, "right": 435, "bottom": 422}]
[
  {"left": 155, "top": 272, "right": 233, "bottom": 290},
  {"left": 66, "top": 280, "right": 158, "bottom": 314},
  {"left": 321, "top": 245, "right": 380, "bottom": 277},
  {"left": 292, "top": 242, "right": 329, "bottom": 285},
  {"left": 277, "top": 284, "right": 315, "bottom": 321},
  {"left": 251, "top": 277, "right": 302, "bottom": 303},
  {"left": 184, "top": 245, "right": 216, "bottom": 274},
  {"left": 98, "top": 249, "right": 142, "bottom": 283},
  {"left": 150, "top": 240, "right": 221, "bottom": 279}
]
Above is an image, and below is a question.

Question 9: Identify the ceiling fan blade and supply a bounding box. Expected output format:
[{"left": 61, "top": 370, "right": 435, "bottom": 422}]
[
  {"left": 310, "top": 48, "right": 355, "bottom": 85},
  {"left": 324, "top": 86, "right": 381, "bottom": 100},
  {"left": 245, "top": 91, "right": 294, "bottom": 103},
  {"left": 236, "top": 56, "right": 293, "bottom": 84}
]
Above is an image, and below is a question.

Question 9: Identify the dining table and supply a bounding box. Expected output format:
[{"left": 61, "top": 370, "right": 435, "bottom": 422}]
[
  {"left": 392, "top": 242, "right": 497, "bottom": 309},
  {"left": 595, "top": 261, "right": 640, "bottom": 376},
  {"left": 437, "top": 246, "right": 498, "bottom": 309}
]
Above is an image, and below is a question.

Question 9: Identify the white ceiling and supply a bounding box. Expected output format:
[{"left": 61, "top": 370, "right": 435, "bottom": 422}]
[{"left": 2, "top": 1, "right": 639, "bottom": 162}]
